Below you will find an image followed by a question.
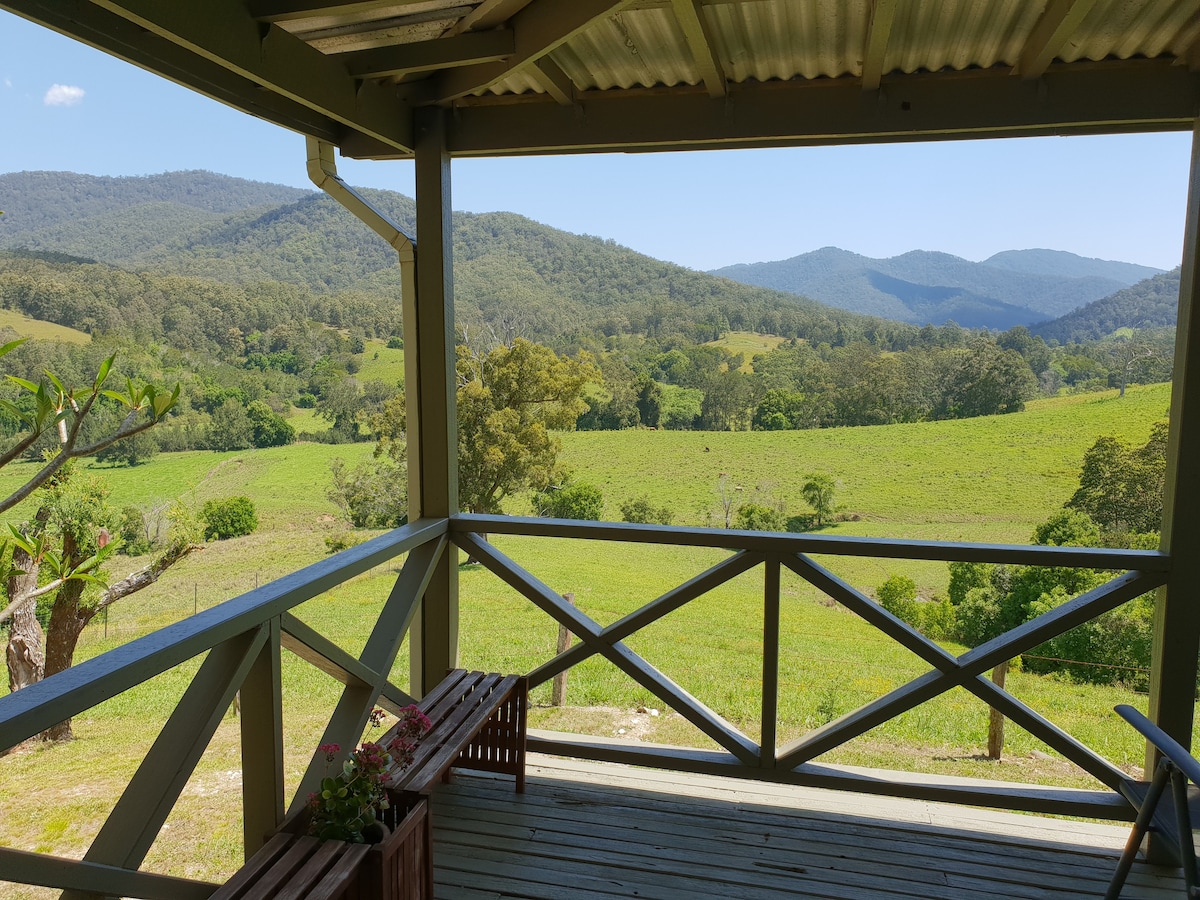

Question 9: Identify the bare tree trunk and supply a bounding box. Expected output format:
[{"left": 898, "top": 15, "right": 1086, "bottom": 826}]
[{"left": 5, "top": 512, "right": 47, "bottom": 696}]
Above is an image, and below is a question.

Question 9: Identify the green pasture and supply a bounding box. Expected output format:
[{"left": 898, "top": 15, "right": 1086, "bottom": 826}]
[
  {"left": 704, "top": 331, "right": 787, "bottom": 369},
  {"left": 0, "top": 383, "right": 1184, "bottom": 890},
  {"left": 356, "top": 340, "right": 405, "bottom": 385},
  {"left": 0, "top": 309, "right": 90, "bottom": 344}
]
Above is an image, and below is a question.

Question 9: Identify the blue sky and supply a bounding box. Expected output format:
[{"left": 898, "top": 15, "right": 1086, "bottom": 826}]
[{"left": 1, "top": 10, "right": 1194, "bottom": 273}]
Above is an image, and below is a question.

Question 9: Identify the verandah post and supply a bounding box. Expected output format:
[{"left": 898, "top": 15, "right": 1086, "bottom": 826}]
[
  {"left": 407, "top": 106, "right": 460, "bottom": 697},
  {"left": 1147, "top": 115, "right": 1200, "bottom": 861}
]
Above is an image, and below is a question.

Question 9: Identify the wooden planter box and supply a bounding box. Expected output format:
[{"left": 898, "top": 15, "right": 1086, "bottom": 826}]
[{"left": 213, "top": 793, "right": 433, "bottom": 900}]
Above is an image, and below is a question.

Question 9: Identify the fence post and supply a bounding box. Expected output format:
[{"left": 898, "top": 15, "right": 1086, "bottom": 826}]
[
  {"left": 553, "top": 593, "right": 575, "bottom": 707},
  {"left": 987, "top": 660, "right": 1009, "bottom": 759}
]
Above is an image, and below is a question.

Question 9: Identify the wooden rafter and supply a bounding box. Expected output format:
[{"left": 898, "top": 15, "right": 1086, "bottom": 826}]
[
  {"left": 80, "top": 0, "right": 416, "bottom": 153},
  {"left": 421, "top": 0, "right": 635, "bottom": 103},
  {"left": 1015, "top": 0, "right": 1100, "bottom": 79},
  {"left": 249, "top": 0, "right": 432, "bottom": 24},
  {"left": 670, "top": 0, "right": 725, "bottom": 98},
  {"left": 527, "top": 57, "right": 576, "bottom": 105},
  {"left": 451, "top": 0, "right": 535, "bottom": 35},
  {"left": 342, "top": 29, "right": 514, "bottom": 78},
  {"left": 861, "top": 0, "right": 898, "bottom": 91}
]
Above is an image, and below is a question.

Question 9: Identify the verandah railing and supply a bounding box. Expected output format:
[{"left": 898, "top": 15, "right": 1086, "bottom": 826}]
[
  {"left": 0, "top": 515, "right": 1171, "bottom": 897},
  {"left": 0, "top": 518, "right": 449, "bottom": 900},
  {"left": 452, "top": 514, "right": 1170, "bottom": 818}
]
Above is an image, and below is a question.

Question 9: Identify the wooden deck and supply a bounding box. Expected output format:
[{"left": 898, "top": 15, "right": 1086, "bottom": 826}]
[{"left": 429, "top": 755, "right": 1185, "bottom": 899}]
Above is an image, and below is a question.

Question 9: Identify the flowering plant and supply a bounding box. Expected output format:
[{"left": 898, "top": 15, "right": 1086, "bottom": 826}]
[{"left": 307, "top": 705, "right": 432, "bottom": 843}]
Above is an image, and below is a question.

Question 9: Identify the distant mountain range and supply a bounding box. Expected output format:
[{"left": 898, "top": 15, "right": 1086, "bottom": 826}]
[
  {"left": 0, "top": 170, "right": 1178, "bottom": 343},
  {"left": 710, "top": 247, "right": 1165, "bottom": 331}
]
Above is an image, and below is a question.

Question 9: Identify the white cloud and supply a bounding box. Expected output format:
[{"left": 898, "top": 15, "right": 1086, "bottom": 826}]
[
  {"left": 3, "top": 78, "right": 11, "bottom": 89},
  {"left": 44, "top": 84, "right": 84, "bottom": 107}
]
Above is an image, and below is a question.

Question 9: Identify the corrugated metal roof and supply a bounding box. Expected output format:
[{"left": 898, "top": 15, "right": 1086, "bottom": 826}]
[
  {"left": 8, "top": 0, "right": 1199, "bottom": 157},
  {"left": 266, "top": 0, "right": 1200, "bottom": 94}
]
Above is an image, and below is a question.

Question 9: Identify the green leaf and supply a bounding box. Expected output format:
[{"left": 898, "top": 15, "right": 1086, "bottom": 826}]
[
  {"left": 0, "top": 338, "right": 27, "bottom": 359},
  {"left": 43, "top": 370, "right": 67, "bottom": 396},
  {"left": 94, "top": 354, "right": 116, "bottom": 390},
  {"left": 7, "top": 376, "right": 39, "bottom": 393},
  {"left": 101, "top": 389, "right": 135, "bottom": 408}
]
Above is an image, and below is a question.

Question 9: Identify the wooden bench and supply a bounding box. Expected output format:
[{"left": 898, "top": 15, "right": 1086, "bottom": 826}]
[
  {"left": 211, "top": 669, "right": 524, "bottom": 900},
  {"left": 209, "top": 793, "right": 432, "bottom": 900},
  {"left": 385, "top": 668, "right": 528, "bottom": 795}
]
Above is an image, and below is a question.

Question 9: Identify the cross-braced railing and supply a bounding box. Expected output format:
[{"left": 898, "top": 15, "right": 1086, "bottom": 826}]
[
  {"left": 0, "top": 518, "right": 450, "bottom": 900},
  {"left": 0, "top": 515, "right": 1173, "bottom": 897},
  {"left": 453, "top": 514, "right": 1169, "bottom": 817}
]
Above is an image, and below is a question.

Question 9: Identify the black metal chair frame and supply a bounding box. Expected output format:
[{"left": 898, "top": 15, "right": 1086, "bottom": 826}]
[{"left": 1106, "top": 704, "right": 1200, "bottom": 899}]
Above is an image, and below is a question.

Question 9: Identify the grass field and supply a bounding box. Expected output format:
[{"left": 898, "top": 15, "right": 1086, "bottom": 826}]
[
  {"left": 355, "top": 339, "right": 405, "bottom": 385},
  {"left": 0, "top": 309, "right": 90, "bottom": 344},
  {"left": 0, "top": 383, "right": 1182, "bottom": 894},
  {"left": 704, "top": 331, "right": 788, "bottom": 364}
]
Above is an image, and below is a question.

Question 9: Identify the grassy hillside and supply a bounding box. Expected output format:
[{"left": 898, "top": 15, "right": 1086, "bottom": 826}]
[
  {"left": 559, "top": 383, "right": 1170, "bottom": 543},
  {"left": 0, "top": 308, "right": 89, "bottom": 343}
]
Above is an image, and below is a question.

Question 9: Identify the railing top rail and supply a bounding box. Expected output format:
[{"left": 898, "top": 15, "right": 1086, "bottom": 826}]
[
  {"left": 0, "top": 518, "right": 448, "bottom": 750},
  {"left": 451, "top": 514, "right": 1169, "bottom": 571}
]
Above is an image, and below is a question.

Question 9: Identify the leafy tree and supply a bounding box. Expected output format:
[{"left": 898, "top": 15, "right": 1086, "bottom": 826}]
[
  {"left": 801, "top": 473, "right": 839, "bottom": 528},
  {"left": 619, "top": 495, "right": 674, "bottom": 526},
  {"left": 634, "top": 376, "right": 662, "bottom": 428},
  {"left": 456, "top": 339, "right": 594, "bottom": 514},
  {"left": 327, "top": 457, "right": 407, "bottom": 528},
  {"left": 535, "top": 481, "right": 604, "bottom": 520},
  {"left": 202, "top": 496, "right": 258, "bottom": 540},
  {"left": 206, "top": 398, "right": 254, "bottom": 451},
  {"left": 935, "top": 338, "right": 1037, "bottom": 419},
  {"left": 247, "top": 400, "right": 295, "bottom": 448},
  {"left": 0, "top": 345, "right": 183, "bottom": 737},
  {"left": 1066, "top": 424, "right": 1166, "bottom": 536}
]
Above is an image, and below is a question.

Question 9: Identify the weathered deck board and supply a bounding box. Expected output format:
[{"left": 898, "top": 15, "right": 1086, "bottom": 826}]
[{"left": 429, "top": 755, "right": 1184, "bottom": 899}]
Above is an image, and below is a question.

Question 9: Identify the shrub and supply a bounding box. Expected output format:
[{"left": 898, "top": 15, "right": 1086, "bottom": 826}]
[
  {"left": 118, "top": 505, "right": 153, "bottom": 556},
  {"left": 535, "top": 482, "right": 604, "bottom": 520},
  {"left": 619, "top": 495, "right": 674, "bottom": 526},
  {"left": 386, "top": 336, "right": 404, "bottom": 349},
  {"left": 202, "top": 496, "right": 258, "bottom": 540},
  {"left": 325, "top": 531, "right": 368, "bottom": 554},
  {"left": 876, "top": 574, "right": 918, "bottom": 625},
  {"left": 734, "top": 503, "right": 784, "bottom": 532}
]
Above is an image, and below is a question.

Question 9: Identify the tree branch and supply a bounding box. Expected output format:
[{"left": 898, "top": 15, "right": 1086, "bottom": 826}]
[{"left": 94, "top": 541, "right": 202, "bottom": 613}]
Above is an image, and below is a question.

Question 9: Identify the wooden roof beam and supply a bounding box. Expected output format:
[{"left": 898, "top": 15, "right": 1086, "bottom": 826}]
[
  {"left": 421, "top": 0, "right": 635, "bottom": 104},
  {"left": 450, "top": 0, "right": 536, "bottom": 35},
  {"left": 861, "top": 0, "right": 897, "bottom": 92},
  {"left": 249, "top": 0, "right": 436, "bottom": 24},
  {"left": 342, "top": 30, "right": 515, "bottom": 79},
  {"left": 80, "top": 0, "right": 414, "bottom": 154},
  {"left": 1015, "top": 0, "right": 1099, "bottom": 80},
  {"left": 527, "top": 58, "right": 576, "bottom": 106},
  {"left": 389, "top": 61, "right": 1200, "bottom": 158},
  {"left": 671, "top": 0, "right": 725, "bottom": 98}
]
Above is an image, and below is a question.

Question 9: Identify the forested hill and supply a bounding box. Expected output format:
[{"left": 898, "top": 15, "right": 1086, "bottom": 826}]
[
  {"left": 709, "top": 246, "right": 1163, "bottom": 330},
  {"left": 1030, "top": 269, "right": 1181, "bottom": 344},
  {"left": 0, "top": 170, "right": 908, "bottom": 346}
]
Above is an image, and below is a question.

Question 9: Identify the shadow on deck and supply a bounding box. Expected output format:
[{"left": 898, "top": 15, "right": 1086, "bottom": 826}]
[{"left": 430, "top": 755, "right": 1184, "bottom": 899}]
